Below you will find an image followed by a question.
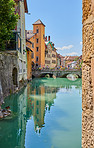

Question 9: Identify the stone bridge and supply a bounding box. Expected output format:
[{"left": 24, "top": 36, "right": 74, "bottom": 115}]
[{"left": 32, "top": 69, "right": 82, "bottom": 78}]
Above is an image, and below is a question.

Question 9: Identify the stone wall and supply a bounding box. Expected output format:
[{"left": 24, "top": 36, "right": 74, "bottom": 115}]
[
  {"left": 0, "top": 52, "right": 18, "bottom": 103},
  {"left": 82, "top": 0, "right": 94, "bottom": 147}
]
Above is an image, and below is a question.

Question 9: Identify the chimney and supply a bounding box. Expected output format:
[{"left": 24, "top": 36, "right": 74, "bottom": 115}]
[
  {"left": 53, "top": 43, "right": 54, "bottom": 47},
  {"left": 45, "top": 36, "right": 47, "bottom": 41},
  {"left": 48, "top": 36, "right": 50, "bottom": 41}
]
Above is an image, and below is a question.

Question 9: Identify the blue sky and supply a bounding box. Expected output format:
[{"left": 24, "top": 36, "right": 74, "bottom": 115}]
[{"left": 25, "top": 0, "right": 82, "bottom": 56}]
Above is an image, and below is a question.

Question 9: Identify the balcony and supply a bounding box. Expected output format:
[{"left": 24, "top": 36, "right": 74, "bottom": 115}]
[{"left": 6, "top": 32, "right": 21, "bottom": 52}]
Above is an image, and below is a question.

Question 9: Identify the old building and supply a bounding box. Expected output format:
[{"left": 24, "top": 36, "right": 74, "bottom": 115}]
[
  {"left": 26, "top": 20, "right": 58, "bottom": 69},
  {"left": 52, "top": 47, "right": 57, "bottom": 68},
  {"left": 26, "top": 30, "right": 35, "bottom": 69},
  {"left": 15, "top": 0, "right": 28, "bottom": 82},
  {"left": 26, "top": 39, "right": 33, "bottom": 80},
  {"left": 6, "top": 0, "right": 28, "bottom": 85},
  {"left": 59, "top": 55, "right": 65, "bottom": 67},
  {"left": 45, "top": 36, "right": 53, "bottom": 68},
  {"left": 57, "top": 54, "right": 61, "bottom": 67},
  {"left": 45, "top": 36, "right": 57, "bottom": 68},
  {"left": 64, "top": 56, "right": 78, "bottom": 68},
  {"left": 0, "top": 0, "right": 28, "bottom": 101},
  {"left": 26, "top": 20, "right": 45, "bottom": 68}
]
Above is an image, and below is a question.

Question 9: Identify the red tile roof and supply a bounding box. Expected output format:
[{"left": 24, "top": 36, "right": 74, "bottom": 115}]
[{"left": 33, "top": 19, "right": 45, "bottom": 26}]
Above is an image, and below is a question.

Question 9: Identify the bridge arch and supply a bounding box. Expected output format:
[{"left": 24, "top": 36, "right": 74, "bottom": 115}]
[
  {"left": 40, "top": 73, "right": 53, "bottom": 78},
  {"left": 60, "top": 73, "right": 81, "bottom": 78},
  {"left": 32, "top": 75, "right": 35, "bottom": 79}
]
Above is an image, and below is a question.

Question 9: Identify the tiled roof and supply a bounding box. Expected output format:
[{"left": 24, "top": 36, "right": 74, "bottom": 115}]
[
  {"left": 64, "top": 56, "right": 78, "bottom": 61},
  {"left": 27, "top": 34, "right": 35, "bottom": 39},
  {"left": 33, "top": 19, "right": 45, "bottom": 26},
  {"left": 26, "top": 30, "right": 36, "bottom": 39},
  {"left": 26, "top": 30, "right": 33, "bottom": 34},
  {"left": 45, "top": 41, "right": 54, "bottom": 49}
]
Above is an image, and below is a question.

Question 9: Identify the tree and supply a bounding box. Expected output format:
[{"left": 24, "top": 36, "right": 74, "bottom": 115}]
[{"left": 0, "top": 0, "right": 19, "bottom": 50}]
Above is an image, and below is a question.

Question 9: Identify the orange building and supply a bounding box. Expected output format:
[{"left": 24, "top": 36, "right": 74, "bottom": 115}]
[
  {"left": 26, "top": 19, "right": 45, "bottom": 68},
  {"left": 26, "top": 39, "right": 33, "bottom": 80}
]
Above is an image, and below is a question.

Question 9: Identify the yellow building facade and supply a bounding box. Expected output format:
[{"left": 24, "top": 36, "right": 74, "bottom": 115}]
[{"left": 45, "top": 37, "right": 57, "bottom": 68}]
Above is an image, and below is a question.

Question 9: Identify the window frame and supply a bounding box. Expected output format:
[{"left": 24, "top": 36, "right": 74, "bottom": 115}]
[
  {"left": 36, "top": 56, "right": 39, "bottom": 62},
  {"left": 32, "top": 43, "right": 34, "bottom": 48},
  {"left": 36, "top": 38, "right": 39, "bottom": 43},
  {"left": 36, "top": 47, "right": 39, "bottom": 52},
  {"left": 36, "top": 29, "right": 39, "bottom": 33}
]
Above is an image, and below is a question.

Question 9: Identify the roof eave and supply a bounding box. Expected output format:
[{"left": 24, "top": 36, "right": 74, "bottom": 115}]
[
  {"left": 24, "top": 0, "right": 28, "bottom": 13},
  {"left": 32, "top": 23, "right": 45, "bottom": 27}
]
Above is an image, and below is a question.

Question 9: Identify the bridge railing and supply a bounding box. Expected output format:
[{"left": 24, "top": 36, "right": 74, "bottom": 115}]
[{"left": 32, "top": 68, "right": 82, "bottom": 72}]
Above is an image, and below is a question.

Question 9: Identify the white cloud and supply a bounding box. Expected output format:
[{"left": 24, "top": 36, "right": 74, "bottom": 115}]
[
  {"left": 66, "top": 52, "right": 78, "bottom": 56},
  {"left": 57, "top": 45, "right": 74, "bottom": 51},
  {"left": 80, "top": 42, "right": 82, "bottom": 45}
]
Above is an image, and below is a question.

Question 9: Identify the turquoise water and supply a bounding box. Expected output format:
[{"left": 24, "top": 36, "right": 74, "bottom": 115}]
[{"left": 0, "top": 78, "right": 82, "bottom": 148}]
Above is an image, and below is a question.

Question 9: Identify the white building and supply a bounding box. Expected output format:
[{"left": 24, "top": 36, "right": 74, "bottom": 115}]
[{"left": 16, "top": 0, "right": 28, "bottom": 82}]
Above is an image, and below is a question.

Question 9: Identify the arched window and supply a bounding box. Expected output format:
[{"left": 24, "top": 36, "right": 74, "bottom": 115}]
[{"left": 12, "top": 68, "right": 18, "bottom": 86}]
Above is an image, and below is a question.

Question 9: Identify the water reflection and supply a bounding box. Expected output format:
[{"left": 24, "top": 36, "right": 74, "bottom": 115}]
[
  {"left": 0, "top": 87, "right": 27, "bottom": 148},
  {"left": 0, "top": 78, "right": 82, "bottom": 148},
  {"left": 27, "top": 79, "right": 59, "bottom": 133}
]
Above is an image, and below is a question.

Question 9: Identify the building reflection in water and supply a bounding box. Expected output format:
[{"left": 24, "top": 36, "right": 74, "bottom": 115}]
[
  {"left": 27, "top": 78, "right": 81, "bottom": 134},
  {"left": 0, "top": 78, "right": 82, "bottom": 148},
  {"left": 27, "top": 80, "right": 58, "bottom": 133}
]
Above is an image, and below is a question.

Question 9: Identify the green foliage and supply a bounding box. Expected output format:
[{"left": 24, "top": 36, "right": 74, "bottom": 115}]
[
  {"left": 74, "top": 57, "right": 78, "bottom": 61},
  {"left": 79, "top": 60, "right": 83, "bottom": 68},
  {"left": 0, "top": 0, "right": 19, "bottom": 50}
]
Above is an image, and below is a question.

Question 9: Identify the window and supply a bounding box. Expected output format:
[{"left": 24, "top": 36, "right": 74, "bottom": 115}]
[
  {"left": 36, "top": 63, "right": 38, "bottom": 67},
  {"left": 43, "top": 34, "right": 45, "bottom": 39},
  {"left": 32, "top": 52, "right": 34, "bottom": 58},
  {"left": 36, "top": 108, "right": 39, "bottom": 114},
  {"left": 36, "top": 29, "right": 39, "bottom": 33},
  {"left": 47, "top": 54, "right": 51, "bottom": 58},
  {"left": 23, "top": 44, "right": 25, "bottom": 55},
  {"left": 52, "top": 60, "right": 56, "bottom": 64},
  {"left": 36, "top": 56, "right": 39, "bottom": 62},
  {"left": 36, "top": 38, "right": 39, "bottom": 43},
  {"left": 45, "top": 60, "right": 50, "bottom": 64},
  {"left": 52, "top": 54, "right": 56, "bottom": 58},
  {"left": 36, "top": 100, "right": 39, "bottom": 105},
  {"left": 32, "top": 43, "right": 34, "bottom": 48},
  {"left": 36, "top": 47, "right": 39, "bottom": 52}
]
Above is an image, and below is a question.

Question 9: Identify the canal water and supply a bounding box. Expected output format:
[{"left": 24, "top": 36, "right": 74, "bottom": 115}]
[{"left": 0, "top": 78, "right": 82, "bottom": 148}]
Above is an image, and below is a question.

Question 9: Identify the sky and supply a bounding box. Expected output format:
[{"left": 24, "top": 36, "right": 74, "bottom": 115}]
[{"left": 25, "top": 0, "right": 82, "bottom": 56}]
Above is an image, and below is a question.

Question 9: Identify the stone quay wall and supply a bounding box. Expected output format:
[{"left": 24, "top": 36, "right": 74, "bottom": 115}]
[
  {"left": 0, "top": 52, "right": 18, "bottom": 103},
  {"left": 82, "top": 0, "right": 94, "bottom": 147}
]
